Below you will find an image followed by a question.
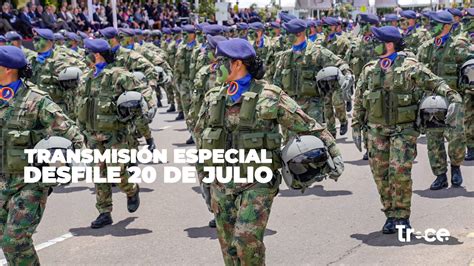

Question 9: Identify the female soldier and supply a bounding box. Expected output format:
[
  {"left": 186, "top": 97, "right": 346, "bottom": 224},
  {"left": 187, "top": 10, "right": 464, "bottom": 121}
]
[{"left": 194, "top": 38, "right": 344, "bottom": 265}]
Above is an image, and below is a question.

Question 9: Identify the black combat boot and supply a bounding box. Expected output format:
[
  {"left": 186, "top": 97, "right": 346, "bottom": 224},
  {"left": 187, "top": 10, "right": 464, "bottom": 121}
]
[
  {"left": 346, "top": 101, "right": 352, "bottom": 112},
  {"left": 363, "top": 151, "right": 369, "bottom": 160},
  {"left": 127, "top": 185, "right": 140, "bottom": 213},
  {"left": 185, "top": 135, "right": 195, "bottom": 145},
  {"left": 91, "top": 212, "right": 113, "bottom": 229},
  {"left": 157, "top": 99, "right": 163, "bottom": 107},
  {"left": 451, "top": 165, "right": 463, "bottom": 187},
  {"left": 465, "top": 148, "right": 474, "bottom": 161},
  {"left": 395, "top": 218, "right": 412, "bottom": 238},
  {"left": 208, "top": 219, "right": 216, "bottom": 228},
  {"left": 166, "top": 104, "right": 176, "bottom": 113},
  {"left": 175, "top": 111, "right": 184, "bottom": 120},
  {"left": 146, "top": 138, "right": 156, "bottom": 151},
  {"left": 430, "top": 173, "right": 448, "bottom": 190},
  {"left": 382, "top": 217, "right": 396, "bottom": 234},
  {"left": 340, "top": 122, "right": 348, "bottom": 136}
]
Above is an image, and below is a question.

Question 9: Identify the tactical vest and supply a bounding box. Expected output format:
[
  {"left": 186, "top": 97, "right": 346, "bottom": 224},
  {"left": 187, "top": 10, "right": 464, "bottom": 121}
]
[
  {"left": 363, "top": 53, "right": 423, "bottom": 126},
  {"left": 76, "top": 68, "right": 125, "bottom": 132},
  {"left": 350, "top": 37, "right": 376, "bottom": 78},
  {"left": 31, "top": 53, "right": 65, "bottom": 107},
  {"left": 279, "top": 46, "right": 321, "bottom": 98},
  {"left": 0, "top": 84, "right": 48, "bottom": 174},
  {"left": 200, "top": 81, "right": 283, "bottom": 193},
  {"left": 418, "top": 37, "right": 461, "bottom": 91}
]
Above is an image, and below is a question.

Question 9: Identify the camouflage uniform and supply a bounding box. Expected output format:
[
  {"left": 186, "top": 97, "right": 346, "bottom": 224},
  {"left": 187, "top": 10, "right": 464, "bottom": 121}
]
[
  {"left": 30, "top": 47, "right": 86, "bottom": 117},
  {"left": 461, "top": 25, "right": 474, "bottom": 157},
  {"left": 76, "top": 65, "right": 145, "bottom": 214},
  {"left": 1, "top": 82, "right": 84, "bottom": 265},
  {"left": 353, "top": 52, "right": 462, "bottom": 219},
  {"left": 417, "top": 34, "right": 472, "bottom": 176},
  {"left": 164, "top": 39, "right": 182, "bottom": 112},
  {"left": 265, "top": 34, "right": 287, "bottom": 80},
  {"left": 402, "top": 26, "right": 431, "bottom": 55},
  {"left": 194, "top": 79, "right": 340, "bottom": 265},
  {"left": 321, "top": 34, "right": 351, "bottom": 136},
  {"left": 22, "top": 47, "right": 37, "bottom": 64},
  {"left": 273, "top": 41, "right": 351, "bottom": 138}
]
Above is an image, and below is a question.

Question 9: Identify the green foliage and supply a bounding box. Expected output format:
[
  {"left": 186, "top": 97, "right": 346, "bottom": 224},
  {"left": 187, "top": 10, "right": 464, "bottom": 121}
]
[{"left": 199, "top": 0, "right": 216, "bottom": 19}]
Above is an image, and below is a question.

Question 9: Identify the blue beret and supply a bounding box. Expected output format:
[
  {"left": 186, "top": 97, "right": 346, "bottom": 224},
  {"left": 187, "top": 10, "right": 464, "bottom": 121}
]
[
  {"left": 162, "top": 27, "right": 172, "bottom": 35},
  {"left": 77, "top": 31, "right": 89, "bottom": 40},
  {"left": 237, "top": 23, "right": 249, "bottom": 31},
  {"left": 207, "top": 35, "right": 227, "bottom": 49},
  {"left": 280, "top": 12, "right": 297, "bottom": 23},
  {"left": 222, "top": 25, "right": 230, "bottom": 33},
  {"left": 203, "top": 24, "right": 224, "bottom": 36},
  {"left": 422, "top": 11, "right": 434, "bottom": 18},
  {"left": 84, "top": 38, "right": 110, "bottom": 53},
  {"left": 359, "top": 13, "right": 379, "bottom": 24},
  {"left": 315, "top": 19, "right": 322, "bottom": 26},
  {"left": 323, "top": 17, "right": 339, "bottom": 26},
  {"left": 466, "top": 8, "right": 474, "bottom": 17},
  {"left": 119, "top": 28, "right": 135, "bottom": 36},
  {"left": 306, "top": 20, "right": 316, "bottom": 28},
  {"left": 172, "top": 26, "right": 182, "bottom": 34},
  {"left": 53, "top": 33, "right": 64, "bottom": 41},
  {"left": 216, "top": 38, "right": 256, "bottom": 60},
  {"left": 270, "top": 22, "right": 281, "bottom": 29},
  {"left": 400, "top": 10, "right": 417, "bottom": 19},
  {"left": 134, "top": 29, "right": 143, "bottom": 35},
  {"left": 65, "top": 32, "right": 81, "bottom": 42},
  {"left": 5, "top": 31, "right": 22, "bottom": 41},
  {"left": 0, "top": 46, "right": 27, "bottom": 69},
  {"left": 283, "top": 19, "right": 307, "bottom": 33},
  {"left": 371, "top": 26, "right": 402, "bottom": 43},
  {"left": 99, "top": 27, "right": 118, "bottom": 39},
  {"left": 142, "top": 29, "right": 150, "bottom": 36},
  {"left": 430, "top": 10, "right": 454, "bottom": 24},
  {"left": 33, "top": 28, "right": 54, "bottom": 40},
  {"left": 182, "top": 24, "right": 196, "bottom": 33},
  {"left": 249, "top": 22, "right": 264, "bottom": 30},
  {"left": 384, "top": 14, "right": 399, "bottom": 22},
  {"left": 196, "top": 22, "right": 210, "bottom": 31},
  {"left": 447, "top": 8, "right": 463, "bottom": 17}
]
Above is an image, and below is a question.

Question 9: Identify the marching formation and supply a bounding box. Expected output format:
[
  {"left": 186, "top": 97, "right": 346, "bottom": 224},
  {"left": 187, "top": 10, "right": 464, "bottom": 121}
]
[{"left": 0, "top": 7, "right": 473, "bottom": 266}]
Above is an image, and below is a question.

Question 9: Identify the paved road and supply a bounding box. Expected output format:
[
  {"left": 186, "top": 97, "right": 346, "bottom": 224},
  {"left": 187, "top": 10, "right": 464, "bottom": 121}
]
[{"left": 2, "top": 100, "right": 473, "bottom": 265}]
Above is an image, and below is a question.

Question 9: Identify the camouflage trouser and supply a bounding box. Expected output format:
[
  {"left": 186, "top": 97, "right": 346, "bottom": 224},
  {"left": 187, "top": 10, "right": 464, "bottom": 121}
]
[
  {"left": 0, "top": 180, "right": 48, "bottom": 266},
  {"left": 427, "top": 107, "right": 465, "bottom": 175},
  {"left": 187, "top": 90, "right": 205, "bottom": 136},
  {"left": 368, "top": 126, "right": 418, "bottom": 219},
  {"left": 324, "top": 90, "right": 348, "bottom": 137},
  {"left": 283, "top": 96, "right": 324, "bottom": 143},
  {"left": 86, "top": 133, "right": 138, "bottom": 214},
  {"left": 465, "top": 93, "right": 474, "bottom": 149},
  {"left": 178, "top": 80, "right": 193, "bottom": 125},
  {"left": 174, "top": 81, "right": 183, "bottom": 112},
  {"left": 211, "top": 185, "right": 277, "bottom": 266},
  {"left": 165, "top": 82, "right": 176, "bottom": 106}
]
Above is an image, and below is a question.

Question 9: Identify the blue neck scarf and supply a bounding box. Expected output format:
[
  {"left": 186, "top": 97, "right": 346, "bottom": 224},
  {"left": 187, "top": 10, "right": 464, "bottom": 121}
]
[
  {"left": 308, "top": 34, "right": 317, "bottom": 42},
  {"left": 71, "top": 46, "right": 78, "bottom": 52},
  {"left": 0, "top": 80, "right": 22, "bottom": 106},
  {"left": 94, "top": 62, "right": 108, "bottom": 77},
  {"left": 228, "top": 74, "right": 252, "bottom": 102},
  {"left": 292, "top": 40, "right": 307, "bottom": 53},
  {"left": 166, "top": 38, "right": 172, "bottom": 43},
  {"left": 434, "top": 33, "right": 450, "bottom": 47},
  {"left": 379, "top": 52, "right": 398, "bottom": 70},
  {"left": 327, "top": 33, "right": 336, "bottom": 41},
  {"left": 139, "top": 40, "right": 144, "bottom": 46},
  {"left": 187, "top": 39, "right": 196, "bottom": 48},
  {"left": 405, "top": 26, "right": 415, "bottom": 35},
  {"left": 176, "top": 39, "right": 182, "bottom": 45},
  {"left": 257, "top": 36, "right": 264, "bottom": 48},
  {"left": 336, "top": 32, "right": 342, "bottom": 36},
  {"left": 112, "top": 45, "right": 120, "bottom": 53},
  {"left": 36, "top": 49, "right": 53, "bottom": 64},
  {"left": 153, "top": 40, "right": 161, "bottom": 47},
  {"left": 125, "top": 43, "right": 134, "bottom": 50},
  {"left": 452, "top": 22, "right": 459, "bottom": 32}
]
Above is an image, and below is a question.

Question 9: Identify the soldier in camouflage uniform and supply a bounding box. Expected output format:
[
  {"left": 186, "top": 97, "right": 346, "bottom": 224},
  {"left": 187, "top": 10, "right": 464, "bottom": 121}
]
[
  {"left": 265, "top": 22, "right": 286, "bottom": 80},
  {"left": 417, "top": 11, "right": 473, "bottom": 189},
  {"left": 321, "top": 17, "right": 351, "bottom": 137},
  {"left": 30, "top": 28, "right": 86, "bottom": 117},
  {"left": 463, "top": 8, "right": 474, "bottom": 160},
  {"left": 0, "top": 46, "right": 84, "bottom": 265},
  {"left": 76, "top": 39, "right": 143, "bottom": 228},
  {"left": 168, "top": 27, "right": 185, "bottom": 117},
  {"left": 345, "top": 13, "right": 380, "bottom": 160},
  {"left": 5, "top": 31, "right": 37, "bottom": 63},
  {"left": 175, "top": 24, "right": 200, "bottom": 143},
  {"left": 448, "top": 8, "right": 464, "bottom": 37},
  {"left": 382, "top": 14, "right": 399, "bottom": 27},
  {"left": 352, "top": 26, "right": 462, "bottom": 235},
  {"left": 194, "top": 38, "right": 343, "bottom": 266},
  {"left": 65, "top": 31, "right": 86, "bottom": 57},
  {"left": 307, "top": 20, "right": 324, "bottom": 44},
  {"left": 236, "top": 22, "right": 249, "bottom": 40},
  {"left": 399, "top": 10, "right": 431, "bottom": 55},
  {"left": 98, "top": 27, "right": 158, "bottom": 150},
  {"left": 274, "top": 19, "right": 352, "bottom": 140}
]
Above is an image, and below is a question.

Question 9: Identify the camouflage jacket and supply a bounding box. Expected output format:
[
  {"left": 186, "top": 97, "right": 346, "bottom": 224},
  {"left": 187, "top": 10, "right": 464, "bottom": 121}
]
[
  {"left": 402, "top": 27, "right": 431, "bottom": 55},
  {"left": 22, "top": 47, "right": 37, "bottom": 64},
  {"left": 194, "top": 79, "right": 340, "bottom": 194},
  {"left": 353, "top": 52, "right": 462, "bottom": 129},
  {"left": 1, "top": 81, "right": 84, "bottom": 179},
  {"left": 174, "top": 41, "right": 200, "bottom": 83},
  {"left": 344, "top": 35, "right": 377, "bottom": 79},
  {"left": 273, "top": 41, "right": 350, "bottom": 98},
  {"left": 135, "top": 42, "right": 173, "bottom": 85},
  {"left": 417, "top": 34, "right": 473, "bottom": 92},
  {"left": 321, "top": 33, "right": 351, "bottom": 57}
]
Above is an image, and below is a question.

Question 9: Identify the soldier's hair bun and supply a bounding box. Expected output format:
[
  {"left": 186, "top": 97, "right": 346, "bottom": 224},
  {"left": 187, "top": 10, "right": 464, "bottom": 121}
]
[
  {"left": 242, "top": 56, "right": 266, "bottom": 80},
  {"left": 19, "top": 64, "right": 33, "bottom": 79},
  {"left": 100, "top": 50, "right": 116, "bottom": 64},
  {"left": 394, "top": 39, "right": 406, "bottom": 52}
]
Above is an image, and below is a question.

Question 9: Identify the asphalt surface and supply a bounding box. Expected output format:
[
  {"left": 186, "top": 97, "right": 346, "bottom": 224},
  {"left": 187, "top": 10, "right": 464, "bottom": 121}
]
[{"left": 1, "top": 99, "right": 473, "bottom": 265}]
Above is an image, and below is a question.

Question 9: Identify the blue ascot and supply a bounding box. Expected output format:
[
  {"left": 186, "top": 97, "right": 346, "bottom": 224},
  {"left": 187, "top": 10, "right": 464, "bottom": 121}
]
[
  {"left": 379, "top": 52, "right": 398, "bottom": 70},
  {"left": 292, "top": 40, "right": 307, "bottom": 53},
  {"left": 228, "top": 73, "right": 252, "bottom": 103},
  {"left": 36, "top": 49, "right": 53, "bottom": 64},
  {"left": 112, "top": 45, "right": 120, "bottom": 53},
  {"left": 327, "top": 33, "right": 336, "bottom": 41},
  {"left": 308, "top": 34, "right": 317, "bottom": 42},
  {"left": 187, "top": 40, "right": 196, "bottom": 48},
  {"left": 257, "top": 37, "right": 264, "bottom": 48},
  {"left": 94, "top": 62, "right": 108, "bottom": 77},
  {"left": 434, "top": 33, "right": 450, "bottom": 47},
  {"left": 125, "top": 43, "right": 134, "bottom": 50},
  {"left": 0, "top": 80, "right": 22, "bottom": 106}
]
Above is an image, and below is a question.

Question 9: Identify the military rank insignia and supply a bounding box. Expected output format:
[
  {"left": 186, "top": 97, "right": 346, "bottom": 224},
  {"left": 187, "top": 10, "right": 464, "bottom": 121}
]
[{"left": 0, "top": 87, "right": 14, "bottom": 100}]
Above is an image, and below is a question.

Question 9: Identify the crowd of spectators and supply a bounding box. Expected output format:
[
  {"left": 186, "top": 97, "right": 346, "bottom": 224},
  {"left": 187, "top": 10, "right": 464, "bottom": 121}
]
[{"left": 0, "top": 0, "right": 265, "bottom": 37}]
